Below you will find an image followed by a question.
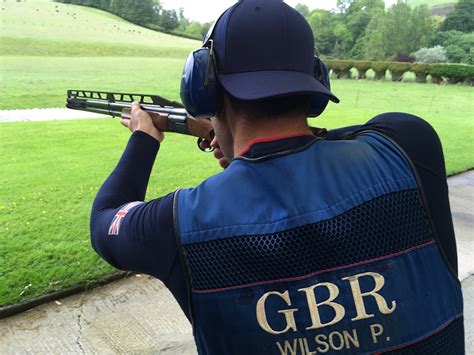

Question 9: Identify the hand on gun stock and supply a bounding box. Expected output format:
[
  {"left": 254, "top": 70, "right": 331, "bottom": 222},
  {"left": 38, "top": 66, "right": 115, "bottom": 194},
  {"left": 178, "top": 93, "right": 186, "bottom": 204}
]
[{"left": 120, "top": 102, "right": 164, "bottom": 142}]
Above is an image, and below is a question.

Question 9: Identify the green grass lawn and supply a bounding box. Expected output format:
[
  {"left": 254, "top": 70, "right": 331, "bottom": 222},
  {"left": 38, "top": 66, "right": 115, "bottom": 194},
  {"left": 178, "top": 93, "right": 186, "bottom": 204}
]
[
  {"left": 1, "top": 0, "right": 473, "bottom": 307},
  {"left": 1, "top": 56, "right": 187, "bottom": 109},
  {"left": 1, "top": 0, "right": 198, "bottom": 48},
  {"left": 1, "top": 78, "right": 473, "bottom": 306},
  {"left": 0, "top": 120, "right": 222, "bottom": 306},
  {"left": 406, "top": 0, "right": 456, "bottom": 8}
]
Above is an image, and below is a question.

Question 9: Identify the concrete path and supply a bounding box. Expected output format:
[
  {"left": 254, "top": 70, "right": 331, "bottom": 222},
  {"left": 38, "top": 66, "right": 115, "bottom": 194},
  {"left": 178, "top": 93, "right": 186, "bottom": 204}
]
[
  {"left": 0, "top": 108, "right": 108, "bottom": 123},
  {"left": 1, "top": 171, "right": 473, "bottom": 354}
]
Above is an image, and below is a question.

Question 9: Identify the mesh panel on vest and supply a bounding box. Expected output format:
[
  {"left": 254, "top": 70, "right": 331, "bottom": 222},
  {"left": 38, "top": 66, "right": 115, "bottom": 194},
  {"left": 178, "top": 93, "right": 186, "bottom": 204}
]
[
  {"left": 383, "top": 316, "right": 465, "bottom": 354},
  {"left": 183, "top": 189, "right": 434, "bottom": 291}
]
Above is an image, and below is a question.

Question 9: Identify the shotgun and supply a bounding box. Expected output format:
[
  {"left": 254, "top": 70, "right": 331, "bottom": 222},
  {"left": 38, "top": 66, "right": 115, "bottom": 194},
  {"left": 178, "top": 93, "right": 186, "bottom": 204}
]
[{"left": 66, "top": 90, "right": 214, "bottom": 151}]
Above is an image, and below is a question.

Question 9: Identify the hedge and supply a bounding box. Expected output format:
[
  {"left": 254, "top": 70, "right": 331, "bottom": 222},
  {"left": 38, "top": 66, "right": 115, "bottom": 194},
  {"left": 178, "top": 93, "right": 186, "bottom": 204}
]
[
  {"left": 430, "top": 64, "right": 474, "bottom": 85},
  {"left": 387, "top": 62, "right": 412, "bottom": 82},
  {"left": 323, "top": 59, "right": 474, "bottom": 85},
  {"left": 325, "top": 60, "right": 353, "bottom": 79},
  {"left": 371, "top": 62, "right": 389, "bottom": 80},
  {"left": 353, "top": 61, "right": 373, "bottom": 79},
  {"left": 411, "top": 63, "right": 435, "bottom": 83}
]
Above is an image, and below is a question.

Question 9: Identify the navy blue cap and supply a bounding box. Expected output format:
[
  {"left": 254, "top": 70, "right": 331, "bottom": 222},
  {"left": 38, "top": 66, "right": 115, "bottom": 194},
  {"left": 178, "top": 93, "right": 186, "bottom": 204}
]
[{"left": 208, "top": 0, "right": 339, "bottom": 103}]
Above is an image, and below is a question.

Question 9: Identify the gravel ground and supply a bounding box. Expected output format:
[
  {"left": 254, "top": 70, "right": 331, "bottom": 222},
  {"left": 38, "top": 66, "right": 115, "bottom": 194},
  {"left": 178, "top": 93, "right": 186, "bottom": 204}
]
[{"left": 0, "top": 108, "right": 108, "bottom": 123}]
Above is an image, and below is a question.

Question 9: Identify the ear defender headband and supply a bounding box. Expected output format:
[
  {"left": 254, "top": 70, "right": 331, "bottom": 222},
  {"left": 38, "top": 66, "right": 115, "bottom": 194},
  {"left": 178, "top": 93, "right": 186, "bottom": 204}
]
[
  {"left": 179, "top": 9, "right": 332, "bottom": 118},
  {"left": 179, "top": 21, "right": 219, "bottom": 118},
  {"left": 308, "top": 52, "right": 331, "bottom": 117}
]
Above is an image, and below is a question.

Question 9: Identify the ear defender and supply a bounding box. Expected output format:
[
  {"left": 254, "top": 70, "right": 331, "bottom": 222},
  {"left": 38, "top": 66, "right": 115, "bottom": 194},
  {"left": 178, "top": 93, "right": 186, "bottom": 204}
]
[
  {"left": 307, "top": 56, "right": 331, "bottom": 118},
  {"left": 180, "top": 41, "right": 218, "bottom": 118},
  {"left": 180, "top": 47, "right": 333, "bottom": 118}
]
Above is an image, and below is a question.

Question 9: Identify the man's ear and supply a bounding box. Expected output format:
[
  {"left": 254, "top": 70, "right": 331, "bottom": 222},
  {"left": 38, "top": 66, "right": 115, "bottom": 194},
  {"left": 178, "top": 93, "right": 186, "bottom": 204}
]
[{"left": 222, "top": 93, "right": 240, "bottom": 136}]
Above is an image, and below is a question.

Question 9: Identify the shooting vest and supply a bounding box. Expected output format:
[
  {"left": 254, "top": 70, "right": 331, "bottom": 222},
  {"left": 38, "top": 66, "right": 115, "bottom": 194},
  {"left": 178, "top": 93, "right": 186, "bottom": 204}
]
[{"left": 174, "top": 132, "right": 464, "bottom": 355}]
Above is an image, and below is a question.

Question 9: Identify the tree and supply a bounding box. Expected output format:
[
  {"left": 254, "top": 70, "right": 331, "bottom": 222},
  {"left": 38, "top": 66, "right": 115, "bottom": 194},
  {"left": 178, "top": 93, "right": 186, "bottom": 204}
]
[
  {"left": 176, "top": 7, "right": 189, "bottom": 32},
  {"left": 346, "top": 0, "right": 384, "bottom": 42},
  {"left": 337, "top": 0, "right": 353, "bottom": 14},
  {"left": 200, "top": 22, "right": 212, "bottom": 39},
  {"left": 359, "top": 2, "right": 435, "bottom": 60},
  {"left": 308, "top": 10, "right": 338, "bottom": 55},
  {"left": 439, "top": 0, "right": 474, "bottom": 33},
  {"left": 407, "top": 5, "right": 435, "bottom": 53},
  {"left": 185, "top": 22, "right": 203, "bottom": 39},
  {"left": 435, "top": 30, "right": 474, "bottom": 64},
  {"left": 382, "top": 2, "right": 413, "bottom": 57},
  {"left": 359, "top": 10, "right": 387, "bottom": 60},
  {"left": 159, "top": 8, "right": 179, "bottom": 31},
  {"left": 333, "top": 23, "right": 353, "bottom": 57},
  {"left": 109, "top": 0, "right": 156, "bottom": 25},
  {"left": 307, "top": 9, "right": 355, "bottom": 58},
  {"left": 445, "top": 33, "right": 474, "bottom": 64},
  {"left": 295, "top": 3, "right": 310, "bottom": 18},
  {"left": 339, "top": 0, "right": 385, "bottom": 58}
]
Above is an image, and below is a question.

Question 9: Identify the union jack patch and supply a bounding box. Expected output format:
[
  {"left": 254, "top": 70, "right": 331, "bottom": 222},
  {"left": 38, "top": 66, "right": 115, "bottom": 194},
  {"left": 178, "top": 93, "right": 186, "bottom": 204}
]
[{"left": 108, "top": 201, "right": 144, "bottom": 236}]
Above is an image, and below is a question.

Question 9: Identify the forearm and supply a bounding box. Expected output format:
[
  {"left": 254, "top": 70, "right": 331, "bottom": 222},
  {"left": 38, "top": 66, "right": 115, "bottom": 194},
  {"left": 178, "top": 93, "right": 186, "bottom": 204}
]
[
  {"left": 89, "top": 130, "right": 163, "bottom": 271},
  {"left": 92, "top": 131, "right": 159, "bottom": 211}
]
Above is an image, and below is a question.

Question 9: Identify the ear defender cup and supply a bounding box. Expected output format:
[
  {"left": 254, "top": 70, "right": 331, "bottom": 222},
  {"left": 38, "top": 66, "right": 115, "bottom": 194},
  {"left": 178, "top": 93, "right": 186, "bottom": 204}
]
[
  {"left": 180, "top": 47, "right": 218, "bottom": 118},
  {"left": 307, "top": 56, "right": 331, "bottom": 117}
]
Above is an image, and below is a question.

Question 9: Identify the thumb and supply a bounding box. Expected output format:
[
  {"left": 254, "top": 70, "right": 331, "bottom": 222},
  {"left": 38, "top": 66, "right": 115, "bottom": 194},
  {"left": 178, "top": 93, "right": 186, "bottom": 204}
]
[{"left": 131, "top": 101, "right": 141, "bottom": 113}]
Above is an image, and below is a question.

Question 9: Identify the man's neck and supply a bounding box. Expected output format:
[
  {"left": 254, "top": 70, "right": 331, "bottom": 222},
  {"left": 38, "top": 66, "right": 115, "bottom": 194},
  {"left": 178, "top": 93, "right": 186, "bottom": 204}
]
[{"left": 232, "top": 114, "right": 313, "bottom": 156}]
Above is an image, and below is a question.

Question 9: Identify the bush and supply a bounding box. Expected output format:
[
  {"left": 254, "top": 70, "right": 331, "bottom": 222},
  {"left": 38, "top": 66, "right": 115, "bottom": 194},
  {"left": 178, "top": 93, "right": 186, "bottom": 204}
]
[
  {"left": 436, "top": 31, "right": 474, "bottom": 64},
  {"left": 430, "top": 63, "right": 474, "bottom": 84},
  {"left": 371, "top": 61, "right": 389, "bottom": 80},
  {"left": 325, "top": 60, "right": 354, "bottom": 79},
  {"left": 387, "top": 62, "right": 412, "bottom": 82},
  {"left": 411, "top": 63, "right": 435, "bottom": 83},
  {"left": 323, "top": 59, "right": 474, "bottom": 85},
  {"left": 352, "top": 61, "right": 373, "bottom": 79},
  {"left": 412, "top": 46, "right": 447, "bottom": 63},
  {"left": 394, "top": 53, "right": 416, "bottom": 63}
]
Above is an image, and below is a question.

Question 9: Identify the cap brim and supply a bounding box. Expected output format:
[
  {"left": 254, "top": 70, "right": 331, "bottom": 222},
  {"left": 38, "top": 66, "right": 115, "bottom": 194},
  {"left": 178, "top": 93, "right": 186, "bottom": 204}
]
[{"left": 218, "top": 70, "right": 339, "bottom": 103}]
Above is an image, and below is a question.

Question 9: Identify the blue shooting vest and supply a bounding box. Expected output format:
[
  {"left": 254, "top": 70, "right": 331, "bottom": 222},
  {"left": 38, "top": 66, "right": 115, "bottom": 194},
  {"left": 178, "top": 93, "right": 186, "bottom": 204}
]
[{"left": 175, "top": 132, "right": 464, "bottom": 354}]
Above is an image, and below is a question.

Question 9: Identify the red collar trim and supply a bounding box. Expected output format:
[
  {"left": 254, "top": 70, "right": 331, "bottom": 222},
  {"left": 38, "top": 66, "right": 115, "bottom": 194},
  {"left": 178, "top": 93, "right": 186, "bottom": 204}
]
[{"left": 237, "top": 133, "right": 314, "bottom": 157}]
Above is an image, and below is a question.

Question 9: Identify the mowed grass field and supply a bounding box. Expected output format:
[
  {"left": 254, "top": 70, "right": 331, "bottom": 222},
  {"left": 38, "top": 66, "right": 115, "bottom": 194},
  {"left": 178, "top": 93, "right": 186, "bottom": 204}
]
[{"left": 1, "top": 0, "right": 473, "bottom": 306}]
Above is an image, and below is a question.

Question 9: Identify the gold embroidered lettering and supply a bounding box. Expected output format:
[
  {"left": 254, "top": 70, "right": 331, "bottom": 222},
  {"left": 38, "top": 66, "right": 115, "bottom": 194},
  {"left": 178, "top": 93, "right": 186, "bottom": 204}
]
[
  {"left": 298, "top": 282, "right": 345, "bottom": 329},
  {"left": 275, "top": 339, "right": 298, "bottom": 355},
  {"left": 328, "top": 331, "right": 345, "bottom": 351},
  {"left": 315, "top": 334, "right": 330, "bottom": 353},
  {"left": 256, "top": 291, "right": 298, "bottom": 334},
  {"left": 342, "top": 272, "right": 396, "bottom": 321},
  {"left": 303, "top": 338, "right": 316, "bottom": 355},
  {"left": 370, "top": 323, "right": 384, "bottom": 343},
  {"left": 343, "top": 329, "right": 360, "bottom": 349}
]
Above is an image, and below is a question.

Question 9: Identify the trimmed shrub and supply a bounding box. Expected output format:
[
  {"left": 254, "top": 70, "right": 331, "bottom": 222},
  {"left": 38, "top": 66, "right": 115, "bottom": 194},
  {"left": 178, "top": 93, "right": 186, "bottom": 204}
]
[
  {"left": 387, "top": 62, "right": 412, "bottom": 82},
  {"left": 325, "top": 60, "right": 353, "bottom": 79},
  {"left": 353, "top": 61, "right": 373, "bottom": 79},
  {"left": 323, "top": 59, "right": 474, "bottom": 85},
  {"left": 412, "top": 46, "right": 447, "bottom": 63},
  {"left": 371, "top": 61, "right": 389, "bottom": 80},
  {"left": 394, "top": 53, "right": 416, "bottom": 63},
  {"left": 430, "top": 64, "right": 474, "bottom": 84},
  {"left": 411, "top": 63, "right": 435, "bottom": 83}
]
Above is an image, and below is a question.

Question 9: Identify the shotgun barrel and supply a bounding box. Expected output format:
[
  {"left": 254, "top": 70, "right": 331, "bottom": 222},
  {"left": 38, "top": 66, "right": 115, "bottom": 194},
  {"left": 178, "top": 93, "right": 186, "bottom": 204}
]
[{"left": 66, "top": 90, "right": 214, "bottom": 141}]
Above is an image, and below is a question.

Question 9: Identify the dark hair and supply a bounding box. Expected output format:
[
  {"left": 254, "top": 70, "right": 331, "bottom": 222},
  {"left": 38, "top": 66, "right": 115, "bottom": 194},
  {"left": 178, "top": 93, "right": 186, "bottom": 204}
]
[{"left": 223, "top": 90, "right": 311, "bottom": 119}]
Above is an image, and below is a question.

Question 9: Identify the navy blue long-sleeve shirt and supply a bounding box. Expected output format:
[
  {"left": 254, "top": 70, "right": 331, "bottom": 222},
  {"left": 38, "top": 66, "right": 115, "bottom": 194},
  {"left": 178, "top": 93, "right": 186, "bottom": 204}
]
[{"left": 90, "top": 113, "right": 457, "bottom": 320}]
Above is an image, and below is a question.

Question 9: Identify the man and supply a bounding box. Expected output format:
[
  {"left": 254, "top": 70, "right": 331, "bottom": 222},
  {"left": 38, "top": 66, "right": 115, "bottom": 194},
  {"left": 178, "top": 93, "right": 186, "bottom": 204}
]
[{"left": 90, "top": 1, "right": 464, "bottom": 354}]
